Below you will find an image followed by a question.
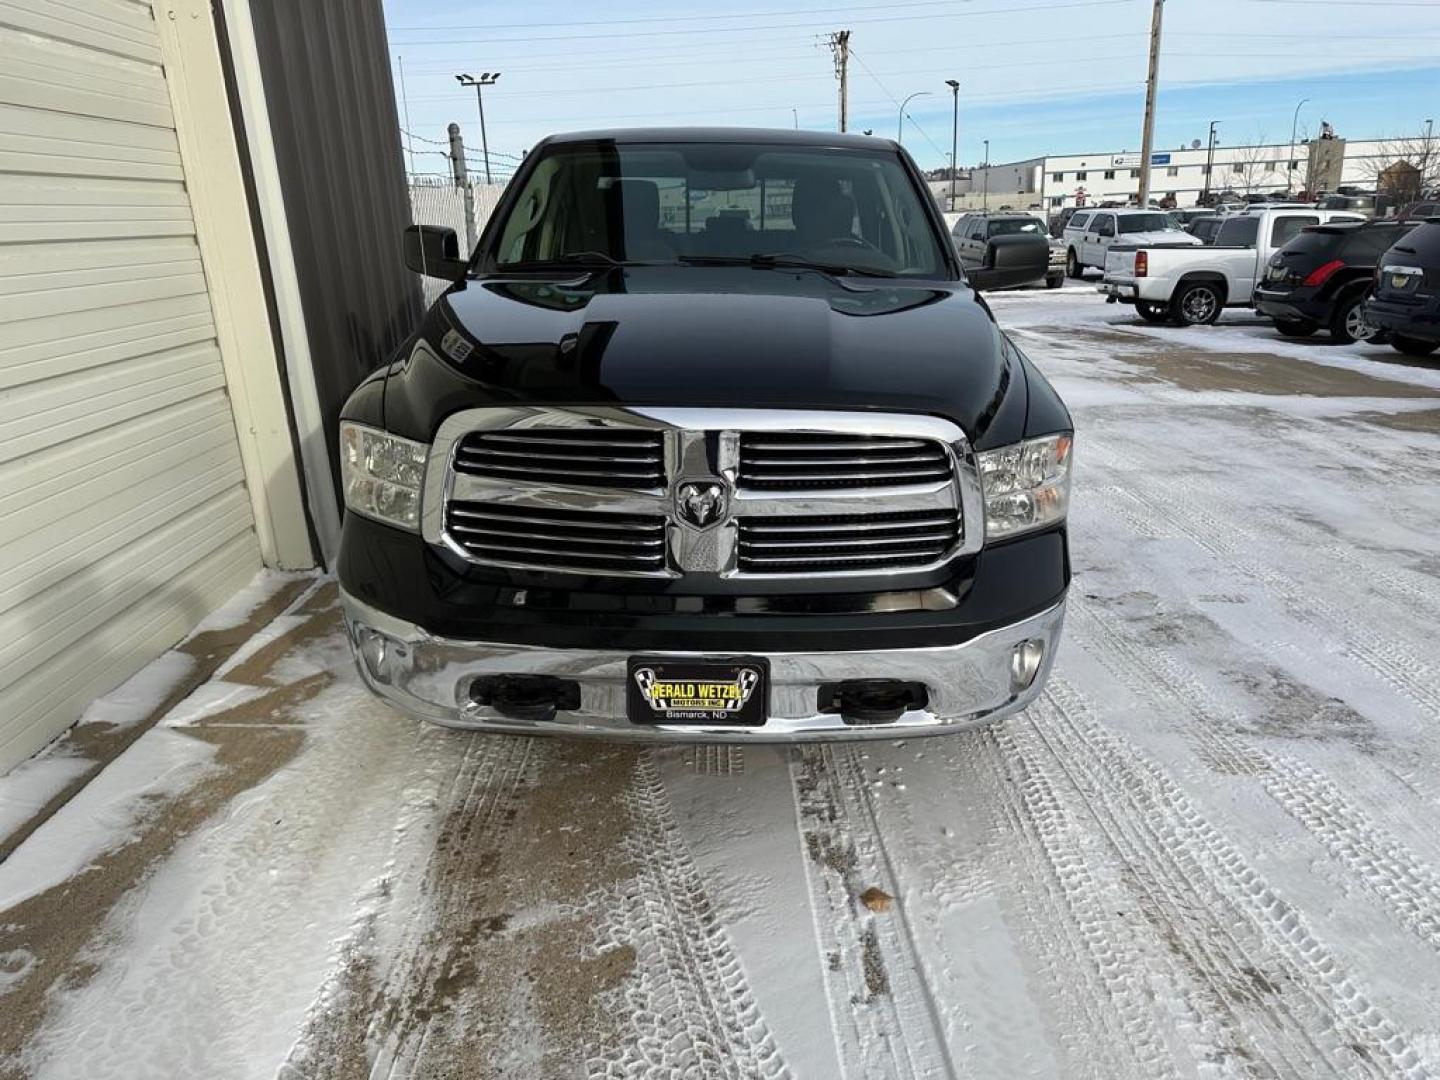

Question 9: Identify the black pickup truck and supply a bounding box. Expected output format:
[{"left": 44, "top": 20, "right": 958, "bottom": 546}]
[{"left": 338, "top": 128, "right": 1071, "bottom": 740}]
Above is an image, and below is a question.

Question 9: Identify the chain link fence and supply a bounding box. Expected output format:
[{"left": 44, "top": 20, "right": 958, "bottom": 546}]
[{"left": 407, "top": 177, "right": 508, "bottom": 304}]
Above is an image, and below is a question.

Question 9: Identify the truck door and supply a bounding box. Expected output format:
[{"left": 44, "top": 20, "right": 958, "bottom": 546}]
[{"left": 1087, "top": 214, "right": 1113, "bottom": 266}]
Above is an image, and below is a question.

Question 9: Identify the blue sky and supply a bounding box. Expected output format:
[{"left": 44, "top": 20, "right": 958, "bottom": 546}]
[{"left": 382, "top": 0, "right": 1440, "bottom": 177}]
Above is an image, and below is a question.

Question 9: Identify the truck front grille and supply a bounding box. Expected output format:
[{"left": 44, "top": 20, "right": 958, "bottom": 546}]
[
  {"left": 428, "top": 408, "right": 980, "bottom": 581},
  {"left": 736, "top": 510, "right": 960, "bottom": 573},
  {"left": 454, "top": 428, "right": 664, "bottom": 490},
  {"left": 445, "top": 502, "right": 667, "bottom": 574},
  {"left": 738, "top": 432, "right": 951, "bottom": 489}
]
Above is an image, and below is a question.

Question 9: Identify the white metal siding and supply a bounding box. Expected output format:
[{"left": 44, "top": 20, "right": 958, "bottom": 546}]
[{"left": 0, "top": 0, "right": 262, "bottom": 771}]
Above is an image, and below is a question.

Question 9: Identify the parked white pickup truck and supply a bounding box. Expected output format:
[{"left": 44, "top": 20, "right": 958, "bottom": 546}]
[{"left": 1099, "top": 207, "right": 1364, "bottom": 325}]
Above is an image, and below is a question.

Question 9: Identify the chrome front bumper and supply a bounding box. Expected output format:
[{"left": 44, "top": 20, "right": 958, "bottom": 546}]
[{"left": 341, "top": 589, "right": 1065, "bottom": 742}]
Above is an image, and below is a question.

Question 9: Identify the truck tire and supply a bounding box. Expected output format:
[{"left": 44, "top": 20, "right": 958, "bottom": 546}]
[
  {"left": 1330, "top": 294, "right": 1380, "bottom": 345},
  {"left": 1136, "top": 301, "right": 1170, "bottom": 323},
  {"left": 1066, "top": 249, "right": 1082, "bottom": 278},
  {"left": 1170, "top": 281, "right": 1222, "bottom": 326},
  {"left": 1273, "top": 317, "right": 1317, "bottom": 338},
  {"left": 1391, "top": 334, "right": 1439, "bottom": 357}
]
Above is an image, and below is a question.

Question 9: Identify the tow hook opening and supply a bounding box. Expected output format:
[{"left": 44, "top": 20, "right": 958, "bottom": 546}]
[
  {"left": 469, "top": 675, "right": 582, "bottom": 719},
  {"left": 818, "top": 679, "right": 929, "bottom": 726}
]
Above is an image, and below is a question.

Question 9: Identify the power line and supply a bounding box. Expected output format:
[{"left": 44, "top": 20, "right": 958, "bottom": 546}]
[
  {"left": 388, "top": 0, "right": 1019, "bottom": 32},
  {"left": 387, "top": 0, "right": 1137, "bottom": 47},
  {"left": 393, "top": 32, "right": 1146, "bottom": 76},
  {"left": 847, "top": 50, "right": 948, "bottom": 160}
]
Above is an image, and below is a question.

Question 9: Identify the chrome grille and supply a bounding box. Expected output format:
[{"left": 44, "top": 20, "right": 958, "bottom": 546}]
[
  {"left": 445, "top": 502, "right": 667, "bottom": 574},
  {"left": 737, "top": 509, "right": 960, "bottom": 573},
  {"left": 738, "top": 432, "right": 951, "bottom": 490},
  {"left": 425, "top": 407, "right": 982, "bottom": 581},
  {"left": 454, "top": 428, "right": 664, "bottom": 489}
]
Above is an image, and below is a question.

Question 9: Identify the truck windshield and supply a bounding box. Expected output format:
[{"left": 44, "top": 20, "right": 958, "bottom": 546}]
[
  {"left": 1117, "top": 213, "right": 1175, "bottom": 234},
  {"left": 491, "top": 141, "right": 948, "bottom": 278}
]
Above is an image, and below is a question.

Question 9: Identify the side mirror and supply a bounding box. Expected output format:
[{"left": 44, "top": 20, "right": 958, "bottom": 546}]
[
  {"left": 967, "top": 233, "right": 1048, "bottom": 292},
  {"left": 403, "top": 225, "right": 470, "bottom": 280}
]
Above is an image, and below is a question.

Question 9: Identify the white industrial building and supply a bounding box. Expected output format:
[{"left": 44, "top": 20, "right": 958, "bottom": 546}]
[{"left": 932, "top": 135, "right": 1426, "bottom": 211}]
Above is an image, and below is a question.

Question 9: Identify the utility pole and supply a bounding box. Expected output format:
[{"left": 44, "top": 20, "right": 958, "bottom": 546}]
[
  {"left": 1202, "top": 120, "right": 1219, "bottom": 204},
  {"left": 829, "top": 30, "right": 851, "bottom": 132},
  {"left": 1136, "top": 0, "right": 1164, "bottom": 207},
  {"left": 455, "top": 72, "right": 500, "bottom": 184},
  {"left": 946, "top": 79, "right": 959, "bottom": 212},
  {"left": 447, "top": 123, "right": 478, "bottom": 252}
]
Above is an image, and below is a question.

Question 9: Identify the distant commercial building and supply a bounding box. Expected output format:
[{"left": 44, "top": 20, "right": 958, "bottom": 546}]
[{"left": 931, "top": 136, "right": 1423, "bottom": 211}]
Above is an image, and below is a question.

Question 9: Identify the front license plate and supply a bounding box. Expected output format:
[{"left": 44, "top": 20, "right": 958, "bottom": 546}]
[{"left": 627, "top": 657, "right": 769, "bottom": 726}]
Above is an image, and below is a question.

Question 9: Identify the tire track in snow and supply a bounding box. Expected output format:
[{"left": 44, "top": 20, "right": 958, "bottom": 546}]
[
  {"left": 790, "top": 745, "right": 953, "bottom": 1080},
  {"left": 598, "top": 750, "right": 788, "bottom": 1080},
  {"left": 1025, "top": 673, "right": 1426, "bottom": 1079},
  {"left": 1070, "top": 595, "right": 1440, "bottom": 958},
  {"left": 1085, "top": 447, "right": 1440, "bottom": 729},
  {"left": 978, "top": 724, "right": 1195, "bottom": 1079},
  {"left": 368, "top": 733, "right": 536, "bottom": 1079}
]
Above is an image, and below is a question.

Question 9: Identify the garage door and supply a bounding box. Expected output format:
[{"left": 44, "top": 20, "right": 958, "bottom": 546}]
[{"left": 0, "top": 1, "right": 263, "bottom": 770}]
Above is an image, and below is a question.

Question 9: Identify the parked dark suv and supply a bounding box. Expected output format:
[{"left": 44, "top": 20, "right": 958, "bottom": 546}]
[
  {"left": 338, "top": 128, "right": 1068, "bottom": 741},
  {"left": 1254, "top": 219, "right": 1418, "bottom": 343},
  {"left": 1364, "top": 220, "right": 1440, "bottom": 357}
]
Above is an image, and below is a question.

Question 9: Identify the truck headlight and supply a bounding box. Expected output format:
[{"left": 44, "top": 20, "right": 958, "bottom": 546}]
[
  {"left": 339, "top": 422, "right": 429, "bottom": 531},
  {"left": 977, "top": 433, "right": 1072, "bottom": 540}
]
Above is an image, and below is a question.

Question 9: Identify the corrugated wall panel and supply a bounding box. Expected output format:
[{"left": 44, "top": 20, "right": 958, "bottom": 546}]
[
  {"left": 245, "top": 0, "right": 421, "bottom": 517},
  {"left": 0, "top": 0, "right": 262, "bottom": 771}
]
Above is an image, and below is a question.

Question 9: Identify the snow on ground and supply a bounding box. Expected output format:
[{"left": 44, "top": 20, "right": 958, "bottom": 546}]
[{"left": 2, "top": 289, "right": 1440, "bottom": 1078}]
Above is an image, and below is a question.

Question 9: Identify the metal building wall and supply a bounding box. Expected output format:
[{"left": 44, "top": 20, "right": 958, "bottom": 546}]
[
  {"left": 236, "top": 0, "right": 422, "bottom": 554},
  {"left": 0, "top": 0, "right": 291, "bottom": 772}
]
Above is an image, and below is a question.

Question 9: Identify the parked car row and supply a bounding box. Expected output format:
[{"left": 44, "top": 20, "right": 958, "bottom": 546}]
[
  {"left": 1089, "top": 203, "right": 1439, "bottom": 356},
  {"left": 1253, "top": 218, "right": 1416, "bottom": 343}
]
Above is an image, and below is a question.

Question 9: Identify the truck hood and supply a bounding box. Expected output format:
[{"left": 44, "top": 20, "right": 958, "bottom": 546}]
[{"left": 385, "top": 266, "right": 1022, "bottom": 445}]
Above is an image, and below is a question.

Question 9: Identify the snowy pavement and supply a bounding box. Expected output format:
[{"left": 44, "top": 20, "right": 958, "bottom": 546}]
[{"left": 4, "top": 286, "right": 1440, "bottom": 1079}]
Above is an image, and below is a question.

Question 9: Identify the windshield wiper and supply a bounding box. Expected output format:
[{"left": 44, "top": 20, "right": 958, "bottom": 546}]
[
  {"left": 677, "top": 253, "right": 899, "bottom": 278},
  {"left": 502, "top": 251, "right": 655, "bottom": 270}
]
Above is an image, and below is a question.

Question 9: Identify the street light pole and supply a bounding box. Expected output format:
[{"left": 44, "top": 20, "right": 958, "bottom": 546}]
[
  {"left": 945, "top": 79, "right": 959, "bottom": 213},
  {"left": 897, "top": 90, "right": 932, "bottom": 144},
  {"left": 1424, "top": 117, "right": 1435, "bottom": 195},
  {"left": 1202, "top": 120, "right": 1219, "bottom": 204},
  {"left": 454, "top": 72, "right": 501, "bottom": 184},
  {"left": 982, "top": 138, "right": 989, "bottom": 206},
  {"left": 1287, "top": 98, "right": 1309, "bottom": 195}
]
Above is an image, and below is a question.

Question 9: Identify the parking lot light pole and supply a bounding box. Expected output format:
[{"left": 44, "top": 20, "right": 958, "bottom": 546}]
[
  {"left": 1287, "top": 98, "right": 1309, "bottom": 194},
  {"left": 1202, "top": 120, "right": 1219, "bottom": 204},
  {"left": 982, "top": 139, "right": 989, "bottom": 206},
  {"left": 454, "top": 72, "right": 500, "bottom": 184},
  {"left": 945, "top": 80, "right": 959, "bottom": 212},
  {"left": 897, "top": 90, "right": 931, "bottom": 144}
]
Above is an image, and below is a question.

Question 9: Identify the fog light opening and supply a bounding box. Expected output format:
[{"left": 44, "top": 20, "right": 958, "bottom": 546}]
[
  {"left": 1010, "top": 639, "right": 1046, "bottom": 693},
  {"left": 354, "top": 625, "right": 395, "bottom": 685}
]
